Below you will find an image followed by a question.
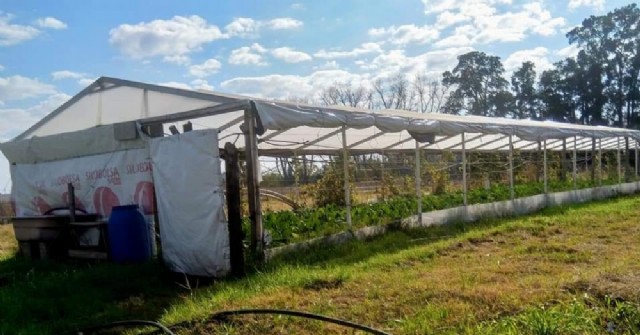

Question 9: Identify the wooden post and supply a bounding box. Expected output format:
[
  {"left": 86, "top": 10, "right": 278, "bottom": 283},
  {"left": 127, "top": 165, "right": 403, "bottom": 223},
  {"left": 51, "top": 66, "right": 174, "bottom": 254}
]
[
  {"left": 625, "top": 136, "right": 630, "bottom": 182},
  {"left": 224, "top": 142, "right": 245, "bottom": 277},
  {"left": 509, "top": 134, "right": 514, "bottom": 200},
  {"left": 244, "top": 104, "right": 264, "bottom": 262},
  {"left": 462, "top": 132, "right": 467, "bottom": 206},
  {"left": 341, "top": 126, "right": 352, "bottom": 230},
  {"left": 415, "top": 140, "right": 422, "bottom": 225}
]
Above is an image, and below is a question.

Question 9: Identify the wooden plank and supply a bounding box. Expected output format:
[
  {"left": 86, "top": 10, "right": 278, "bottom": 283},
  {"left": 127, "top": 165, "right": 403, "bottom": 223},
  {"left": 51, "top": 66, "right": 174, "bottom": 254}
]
[{"left": 224, "top": 142, "right": 245, "bottom": 277}]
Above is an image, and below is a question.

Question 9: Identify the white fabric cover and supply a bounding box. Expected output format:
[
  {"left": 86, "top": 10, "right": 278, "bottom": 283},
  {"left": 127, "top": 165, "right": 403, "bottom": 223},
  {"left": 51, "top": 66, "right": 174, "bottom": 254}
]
[
  {"left": 10, "top": 148, "right": 153, "bottom": 217},
  {"left": 150, "top": 129, "right": 230, "bottom": 277}
]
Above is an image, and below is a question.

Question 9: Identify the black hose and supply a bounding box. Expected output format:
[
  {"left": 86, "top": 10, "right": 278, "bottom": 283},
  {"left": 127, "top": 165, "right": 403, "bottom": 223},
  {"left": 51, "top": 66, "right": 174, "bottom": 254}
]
[
  {"left": 76, "top": 309, "right": 393, "bottom": 335},
  {"left": 209, "top": 309, "right": 393, "bottom": 335},
  {"left": 76, "top": 320, "right": 175, "bottom": 335}
]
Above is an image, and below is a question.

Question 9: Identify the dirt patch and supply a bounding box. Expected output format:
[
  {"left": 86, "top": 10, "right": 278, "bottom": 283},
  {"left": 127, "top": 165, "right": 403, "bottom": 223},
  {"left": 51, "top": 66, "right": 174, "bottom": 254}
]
[
  {"left": 302, "top": 277, "right": 345, "bottom": 291},
  {"left": 563, "top": 271, "right": 640, "bottom": 302}
]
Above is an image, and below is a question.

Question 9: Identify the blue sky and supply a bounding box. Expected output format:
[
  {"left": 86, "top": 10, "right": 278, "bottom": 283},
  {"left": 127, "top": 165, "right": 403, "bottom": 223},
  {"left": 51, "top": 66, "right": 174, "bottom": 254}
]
[{"left": 0, "top": 0, "right": 631, "bottom": 191}]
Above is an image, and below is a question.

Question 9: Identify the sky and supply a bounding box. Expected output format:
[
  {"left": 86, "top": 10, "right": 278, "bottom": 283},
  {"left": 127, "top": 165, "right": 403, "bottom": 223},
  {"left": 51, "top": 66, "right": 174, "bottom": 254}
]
[{"left": 0, "top": 0, "right": 631, "bottom": 192}]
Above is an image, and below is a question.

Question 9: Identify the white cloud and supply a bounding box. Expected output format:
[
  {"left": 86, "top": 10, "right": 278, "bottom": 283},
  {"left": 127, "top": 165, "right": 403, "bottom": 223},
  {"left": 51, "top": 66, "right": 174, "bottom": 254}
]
[
  {"left": 225, "top": 17, "right": 260, "bottom": 38},
  {"left": 0, "top": 13, "right": 41, "bottom": 46},
  {"left": 368, "top": 24, "right": 439, "bottom": 45},
  {"left": 421, "top": 0, "right": 511, "bottom": 14},
  {"left": 189, "top": 58, "right": 222, "bottom": 77},
  {"left": 163, "top": 55, "right": 191, "bottom": 66},
  {"left": 435, "top": 11, "right": 471, "bottom": 28},
  {"left": 0, "top": 75, "right": 57, "bottom": 103},
  {"left": 78, "top": 78, "right": 97, "bottom": 86},
  {"left": 51, "top": 70, "right": 95, "bottom": 86},
  {"left": 503, "top": 47, "right": 552, "bottom": 74},
  {"left": 109, "top": 15, "right": 226, "bottom": 59},
  {"left": 271, "top": 47, "right": 312, "bottom": 63},
  {"left": 0, "top": 92, "right": 70, "bottom": 141},
  {"left": 225, "top": 17, "right": 303, "bottom": 38},
  {"left": 157, "top": 79, "right": 214, "bottom": 91},
  {"left": 266, "top": 18, "right": 303, "bottom": 30},
  {"left": 221, "top": 70, "right": 370, "bottom": 100},
  {"left": 291, "top": 3, "right": 305, "bottom": 10},
  {"left": 313, "top": 60, "right": 340, "bottom": 70},
  {"left": 359, "top": 47, "right": 474, "bottom": 79},
  {"left": 190, "top": 79, "right": 214, "bottom": 91},
  {"left": 314, "top": 42, "right": 383, "bottom": 59},
  {"left": 568, "top": 0, "right": 604, "bottom": 10},
  {"left": 158, "top": 81, "right": 193, "bottom": 90},
  {"left": 35, "top": 17, "right": 67, "bottom": 30},
  {"left": 431, "top": 1, "right": 566, "bottom": 47},
  {"left": 556, "top": 43, "right": 580, "bottom": 58},
  {"left": 229, "top": 43, "right": 268, "bottom": 66},
  {"left": 51, "top": 70, "right": 85, "bottom": 80}
]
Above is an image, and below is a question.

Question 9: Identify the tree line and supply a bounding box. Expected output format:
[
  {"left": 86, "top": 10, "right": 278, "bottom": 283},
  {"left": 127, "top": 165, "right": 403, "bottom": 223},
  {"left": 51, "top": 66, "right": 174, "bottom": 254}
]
[{"left": 314, "top": 4, "right": 640, "bottom": 129}]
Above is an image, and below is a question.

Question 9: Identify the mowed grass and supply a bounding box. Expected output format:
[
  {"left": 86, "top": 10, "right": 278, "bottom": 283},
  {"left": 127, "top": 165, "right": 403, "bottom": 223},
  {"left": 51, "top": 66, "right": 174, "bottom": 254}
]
[{"left": 1, "top": 195, "right": 640, "bottom": 334}]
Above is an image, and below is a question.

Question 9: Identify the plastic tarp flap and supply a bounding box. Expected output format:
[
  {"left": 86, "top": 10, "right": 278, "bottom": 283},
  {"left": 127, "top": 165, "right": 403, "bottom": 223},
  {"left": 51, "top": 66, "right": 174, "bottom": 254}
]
[
  {"left": 0, "top": 124, "right": 147, "bottom": 164},
  {"left": 150, "top": 129, "right": 230, "bottom": 277}
]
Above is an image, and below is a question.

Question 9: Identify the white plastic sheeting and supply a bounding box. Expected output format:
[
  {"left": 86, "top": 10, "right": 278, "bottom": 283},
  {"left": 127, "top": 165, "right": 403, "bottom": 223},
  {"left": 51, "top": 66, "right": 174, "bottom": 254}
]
[
  {"left": 150, "top": 129, "right": 230, "bottom": 277},
  {"left": 10, "top": 148, "right": 154, "bottom": 217}
]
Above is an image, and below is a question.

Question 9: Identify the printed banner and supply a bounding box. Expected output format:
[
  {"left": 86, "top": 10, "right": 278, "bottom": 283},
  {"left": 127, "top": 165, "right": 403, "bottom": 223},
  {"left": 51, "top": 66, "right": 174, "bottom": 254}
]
[{"left": 11, "top": 149, "right": 154, "bottom": 217}]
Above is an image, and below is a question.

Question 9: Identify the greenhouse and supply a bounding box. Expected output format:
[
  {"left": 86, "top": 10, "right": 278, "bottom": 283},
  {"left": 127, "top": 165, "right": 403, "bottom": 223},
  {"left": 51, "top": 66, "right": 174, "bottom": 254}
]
[{"left": 2, "top": 76, "right": 640, "bottom": 270}]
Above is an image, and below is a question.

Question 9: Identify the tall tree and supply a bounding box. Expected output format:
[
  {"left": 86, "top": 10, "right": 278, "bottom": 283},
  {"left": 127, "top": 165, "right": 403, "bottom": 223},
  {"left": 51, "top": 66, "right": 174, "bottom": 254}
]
[
  {"left": 567, "top": 3, "right": 640, "bottom": 127},
  {"left": 511, "top": 61, "right": 538, "bottom": 119},
  {"left": 538, "top": 61, "right": 577, "bottom": 123},
  {"left": 442, "top": 51, "right": 511, "bottom": 116}
]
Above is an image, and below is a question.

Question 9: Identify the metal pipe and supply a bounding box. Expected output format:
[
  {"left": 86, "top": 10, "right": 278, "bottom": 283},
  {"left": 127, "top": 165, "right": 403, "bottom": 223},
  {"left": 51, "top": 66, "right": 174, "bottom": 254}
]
[
  {"left": 342, "top": 126, "right": 352, "bottom": 230},
  {"left": 573, "top": 136, "right": 577, "bottom": 190},
  {"left": 462, "top": 132, "right": 467, "bottom": 206},
  {"left": 509, "top": 134, "right": 514, "bottom": 200},
  {"left": 543, "top": 140, "right": 548, "bottom": 193},
  {"left": 617, "top": 137, "right": 622, "bottom": 185},
  {"left": 415, "top": 140, "right": 422, "bottom": 225},
  {"left": 598, "top": 138, "right": 602, "bottom": 186}
]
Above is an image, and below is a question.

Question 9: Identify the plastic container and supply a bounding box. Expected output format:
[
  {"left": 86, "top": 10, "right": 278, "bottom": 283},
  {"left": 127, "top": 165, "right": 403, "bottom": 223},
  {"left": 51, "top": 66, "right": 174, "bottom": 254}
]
[{"left": 107, "top": 204, "right": 152, "bottom": 262}]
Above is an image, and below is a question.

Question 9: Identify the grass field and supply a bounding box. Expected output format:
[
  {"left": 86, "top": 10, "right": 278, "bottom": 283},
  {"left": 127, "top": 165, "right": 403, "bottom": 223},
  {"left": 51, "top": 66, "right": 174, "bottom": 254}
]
[{"left": 1, "top": 195, "right": 640, "bottom": 334}]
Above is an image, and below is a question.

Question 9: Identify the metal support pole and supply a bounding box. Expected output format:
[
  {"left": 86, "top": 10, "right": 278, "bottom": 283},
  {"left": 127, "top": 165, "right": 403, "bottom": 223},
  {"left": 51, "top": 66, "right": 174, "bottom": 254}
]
[
  {"left": 509, "top": 134, "right": 514, "bottom": 200},
  {"left": 415, "top": 140, "right": 423, "bottom": 225},
  {"left": 341, "top": 126, "right": 352, "bottom": 230},
  {"left": 543, "top": 140, "right": 548, "bottom": 193},
  {"left": 635, "top": 141, "right": 639, "bottom": 180},
  {"left": 573, "top": 136, "right": 577, "bottom": 190},
  {"left": 617, "top": 137, "right": 622, "bottom": 185},
  {"left": 598, "top": 138, "right": 602, "bottom": 186},
  {"left": 462, "top": 132, "right": 467, "bottom": 206},
  {"left": 244, "top": 105, "right": 263, "bottom": 261},
  {"left": 380, "top": 149, "right": 385, "bottom": 200}
]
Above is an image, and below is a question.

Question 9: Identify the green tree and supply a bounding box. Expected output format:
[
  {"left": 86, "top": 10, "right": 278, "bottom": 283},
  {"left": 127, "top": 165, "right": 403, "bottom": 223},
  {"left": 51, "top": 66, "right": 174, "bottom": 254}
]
[
  {"left": 442, "top": 51, "right": 511, "bottom": 116},
  {"left": 567, "top": 3, "right": 640, "bottom": 127},
  {"left": 511, "top": 61, "right": 539, "bottom": 119}
]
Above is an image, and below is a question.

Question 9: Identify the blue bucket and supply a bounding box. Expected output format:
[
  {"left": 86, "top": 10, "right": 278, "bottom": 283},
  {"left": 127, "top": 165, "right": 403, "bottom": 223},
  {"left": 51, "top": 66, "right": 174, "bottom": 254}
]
[{"left": 107, "top": 204, "right": 152, "bottom": 263}]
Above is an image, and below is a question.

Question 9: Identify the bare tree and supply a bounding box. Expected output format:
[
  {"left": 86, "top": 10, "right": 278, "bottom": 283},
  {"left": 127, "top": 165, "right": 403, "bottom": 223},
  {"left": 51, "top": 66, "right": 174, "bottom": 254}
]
[
  {"left": 319, "top": 83, "right": 372, "bottom": 108},
  {"left": 413, "top": 74, "right": 449, "bottom": 113}
]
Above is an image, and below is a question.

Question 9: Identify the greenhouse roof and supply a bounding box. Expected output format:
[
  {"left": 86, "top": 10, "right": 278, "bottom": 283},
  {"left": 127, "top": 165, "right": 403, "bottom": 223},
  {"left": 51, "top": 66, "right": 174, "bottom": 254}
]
[{"left": 2, "top": 76, "right": 639, "bottom": 164}]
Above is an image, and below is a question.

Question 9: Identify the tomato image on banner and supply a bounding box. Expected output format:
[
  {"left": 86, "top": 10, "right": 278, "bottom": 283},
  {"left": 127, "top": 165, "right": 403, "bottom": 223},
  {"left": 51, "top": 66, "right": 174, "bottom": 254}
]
[
  {"left": 62, "top": 192, "right": 87, "bottom": 212},
  {"left": 135, "top": 181, "right": 156, "bottom": 214},
  {"left": 93, "top": 187, "right": 120, "bottom": 217},
  {"left": 31, "top": 196, "right": 52, "bottom": 215}
]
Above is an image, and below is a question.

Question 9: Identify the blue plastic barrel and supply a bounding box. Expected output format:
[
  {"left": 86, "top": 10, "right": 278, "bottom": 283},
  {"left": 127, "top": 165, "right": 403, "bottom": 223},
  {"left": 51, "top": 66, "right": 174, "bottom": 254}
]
[{"left": 107, "top": 204, "right": 152, "bottom": 262}]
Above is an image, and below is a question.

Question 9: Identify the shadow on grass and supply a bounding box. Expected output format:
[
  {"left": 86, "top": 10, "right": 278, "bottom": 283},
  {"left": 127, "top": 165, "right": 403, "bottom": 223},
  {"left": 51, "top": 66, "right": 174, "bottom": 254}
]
[{"left": 0, "top": 255, "right": 186, "bottom": 335}]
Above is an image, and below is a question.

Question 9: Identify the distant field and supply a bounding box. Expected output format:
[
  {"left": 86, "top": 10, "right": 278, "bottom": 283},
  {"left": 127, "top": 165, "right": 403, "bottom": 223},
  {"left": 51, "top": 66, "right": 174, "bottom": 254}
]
[{"left": 0, "top": 195, "right": 639, "bottom": 334}]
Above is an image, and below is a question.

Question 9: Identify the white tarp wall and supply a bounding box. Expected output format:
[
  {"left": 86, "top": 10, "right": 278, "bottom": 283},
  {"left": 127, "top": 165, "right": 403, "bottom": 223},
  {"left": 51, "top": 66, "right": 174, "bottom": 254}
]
[
  {"left": 10, "top": 148, "right": 154, "bottom": 217},
  {"left": 150, "top": 129, "right": 230, "bottom": 277}
]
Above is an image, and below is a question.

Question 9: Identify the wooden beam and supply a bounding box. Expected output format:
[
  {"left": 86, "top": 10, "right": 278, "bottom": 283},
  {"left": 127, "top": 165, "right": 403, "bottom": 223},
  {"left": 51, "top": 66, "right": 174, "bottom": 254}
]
[{"left": 224, "top": 142, "right": 245, "bottom": 277}]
